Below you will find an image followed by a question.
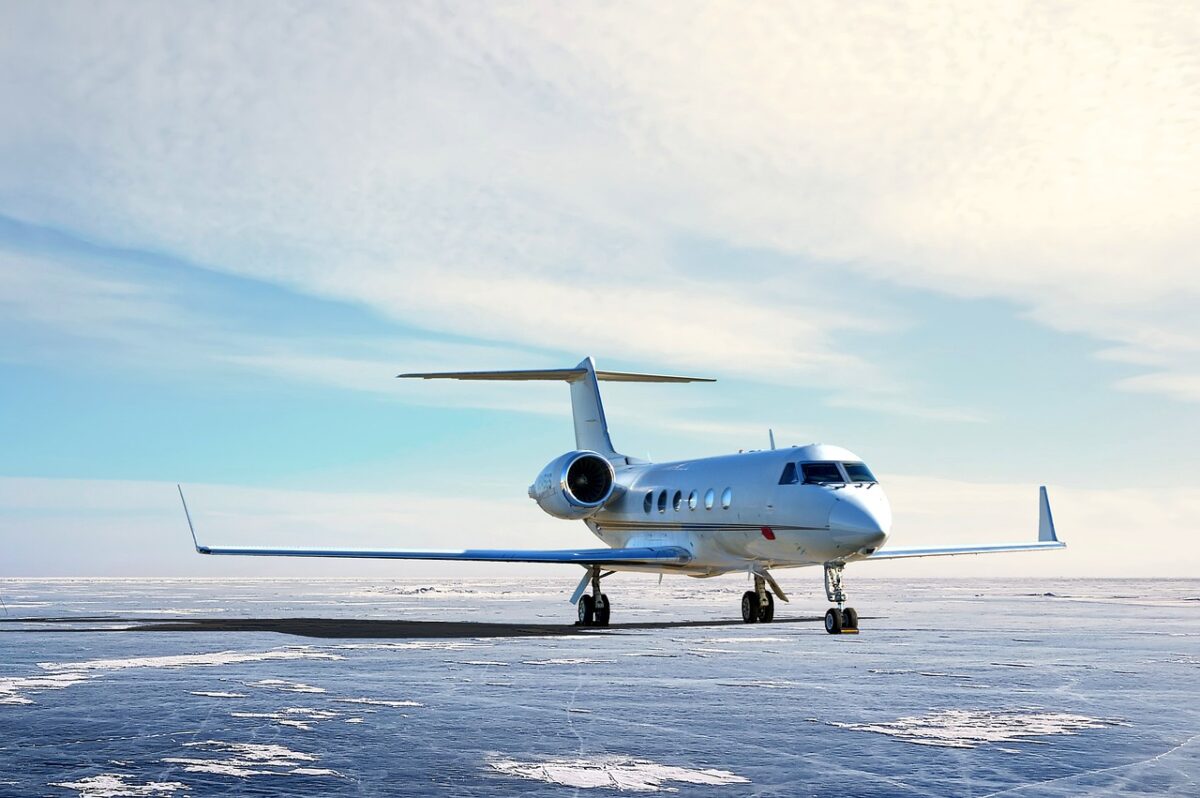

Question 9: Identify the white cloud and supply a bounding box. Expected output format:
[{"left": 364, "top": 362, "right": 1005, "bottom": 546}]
[
  {"left": 1115, "top": 372, "right": 1200, "bottom": 403},
  {"left": 8, "top": 2, "right": 1194, "bottom": 413}
]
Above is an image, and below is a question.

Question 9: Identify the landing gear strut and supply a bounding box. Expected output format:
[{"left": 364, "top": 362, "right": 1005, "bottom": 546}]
[
  {"left": 576, "top": 566, "right": 611, "bottom": 627},
  {"left": 823, "top": 562, "right": 858, "bottom": 634},
  {"left": 741, "top": 574, "right": 775, "bottom": 623}
]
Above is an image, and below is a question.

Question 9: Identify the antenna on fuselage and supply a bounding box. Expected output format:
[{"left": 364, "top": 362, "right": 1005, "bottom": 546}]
[{"left": 768, "top": 429, "right": 776, "bottom": 450}]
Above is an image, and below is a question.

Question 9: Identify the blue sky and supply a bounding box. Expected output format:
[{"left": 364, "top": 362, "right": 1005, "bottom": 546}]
[{"left": 1, "top": 3, "right": 1197, "bottom": 578}]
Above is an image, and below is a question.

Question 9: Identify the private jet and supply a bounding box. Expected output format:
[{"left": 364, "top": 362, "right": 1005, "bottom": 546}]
[{"left": 179, "top": 357, "right": 1064, "bottom": 633}]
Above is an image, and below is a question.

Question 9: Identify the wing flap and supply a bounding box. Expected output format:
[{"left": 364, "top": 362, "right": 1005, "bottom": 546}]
[{"left": 193, "top": 543, "right": 693, "bottom": 565}]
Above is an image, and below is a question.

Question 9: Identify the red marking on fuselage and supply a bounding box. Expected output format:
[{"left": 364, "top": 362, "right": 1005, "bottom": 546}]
[{"left": 761, "top": 527, "right": 776, "bottom": 540}]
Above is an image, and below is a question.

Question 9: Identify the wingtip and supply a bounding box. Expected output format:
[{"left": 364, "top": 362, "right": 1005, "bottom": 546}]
[
  {"left": 1038, "top": 485, "right": 1060, "bottom": 544},
  {"left": 177, "top": 484, "right": 203, "bottom": 553}
]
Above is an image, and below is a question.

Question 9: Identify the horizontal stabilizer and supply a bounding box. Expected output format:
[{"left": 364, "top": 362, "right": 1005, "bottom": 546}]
[
  {"left": 867, "top": 485, "right": 1065, "bottom": 561},
  {"left": 398, "top": 357, "right": 713, "bottom": 457},
  {"left": 397, "top": 368, "right": 714, "bottom": 383}
]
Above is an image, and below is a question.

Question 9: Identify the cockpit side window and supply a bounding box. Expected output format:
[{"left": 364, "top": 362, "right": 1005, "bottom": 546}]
[
  {"left": 801, "top": 462, "right": 844, "bottom": 485},
  {"left": 778, "top": 462, "right": 799, "bottom": 485},
  {"left": 842, "top": 462, "right": 877, "bottom": 483}
]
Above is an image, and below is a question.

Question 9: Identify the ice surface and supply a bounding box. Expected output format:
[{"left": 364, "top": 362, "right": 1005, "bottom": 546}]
[
  {"left": 3, "top": 576, "right": 1198, "bottom": 796},
  {"left": 488, "top": 756, "right": 750, "bottom": 792},
  {"left": 50, "top": 773, "right": 187, "bottom": 797},
  {"left": 188, "top": 690, "right": 246, "bottom": 698},
  {"left": 248, "top": 678, "right": 327, "bottom": 693},
  {"left": 828, "top": 709, "right": 1124, "bottom": 748},
  {"left": 329, "top": 640, "right": 485, "bottom": 651},
  {"left": 0, "top": 671, "right": 90, "bottom": 705},
  {"left": 161, "top": 740, "right": 338, "bottom": 778},
  {"left": 458, "top": 659, "right": 510, "bottom": 666},
  {"left": 230, "top": 707, "right": 343, "bottom": 731},
  {"left": 333, "top": 697, "right": 422, "bottom": 707},
  {"left": 39, "top": 648, "right": 342, "bottom": 672}
]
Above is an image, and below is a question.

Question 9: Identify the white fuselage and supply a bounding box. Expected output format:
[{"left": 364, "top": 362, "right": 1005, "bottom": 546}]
[{"left": 585, "top": 443, "right": 891, "bottom": 576}]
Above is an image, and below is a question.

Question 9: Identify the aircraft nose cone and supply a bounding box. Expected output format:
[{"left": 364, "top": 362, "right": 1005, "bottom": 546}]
[{"left": 828, "top": 499, "right": 889, "bottom": 549}]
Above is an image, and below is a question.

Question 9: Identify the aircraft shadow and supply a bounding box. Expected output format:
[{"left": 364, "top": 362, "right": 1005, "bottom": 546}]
[{"left": 1, "top": 615, "right": 825, "bottom": 640}]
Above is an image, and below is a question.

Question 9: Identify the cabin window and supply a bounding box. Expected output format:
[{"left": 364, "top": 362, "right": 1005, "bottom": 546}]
[
  {"left": 687, "top": 490, "right": 698, "bottom": 510},
  {"left": 843, "top": 462, "right": 877, "bottom": 483},
  {"left": 643, "top": 491, "right": 653, "bottom": 513},
  {"left": 720, "top": 487, "right": 733, "bottom": 508},
  {"left": 672, "top": 490, "right": 683, "bottom": 511},
  {"left": 657, "top": 490, "right": 668, "bottom": 513},
  {"left": 704, "top": 488, "right": 715, "bottom": 510},
  {"left": 801, "top": 462, "right": 844, "bottom": 485},
  {"left": 779, "top": 462, "right": 799, "bottom": 484}
]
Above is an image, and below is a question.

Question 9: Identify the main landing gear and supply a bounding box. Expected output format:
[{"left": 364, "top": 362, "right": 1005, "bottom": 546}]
[
  {"left": 823, "top": 562, "right": 859, "bottom": 634},
  {"left": 577, "top": 565, "right": 611, "bottom": 627},
  {"left": 741, "top": 574, "right": 775, "bottom": 623}
]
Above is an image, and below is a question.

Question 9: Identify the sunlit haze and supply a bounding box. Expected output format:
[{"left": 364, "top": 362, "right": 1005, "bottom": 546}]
[{"left": 2, "top": 3, "right": 1197, "bottom": 579}]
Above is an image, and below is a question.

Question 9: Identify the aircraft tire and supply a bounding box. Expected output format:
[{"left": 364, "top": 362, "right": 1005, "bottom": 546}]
[
  {"left": 741, "top": 591, "right": 758, "bottom": 623},
  {"left": 824, "top": 607, "right": 843, "bottom": 634},
  {"left": 578, "top": 594, "right": 595, "bottom": 626},
  {"left": 759, "top": 592, "right": 775, "bottom": 623},
  {"left": 842, "top": 607, "right": 858, "bottom": 629},
  {"left": 595, "top": 594, "right": 611, "bottom": 626}
]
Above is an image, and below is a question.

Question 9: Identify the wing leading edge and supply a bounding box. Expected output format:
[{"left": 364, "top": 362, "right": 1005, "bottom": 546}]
[
  {"left": 867, "top": 486, "right": 1065, "bottom": 561},
  {"left": 177, "top": 486, "right": 691, "bottom": 566}
]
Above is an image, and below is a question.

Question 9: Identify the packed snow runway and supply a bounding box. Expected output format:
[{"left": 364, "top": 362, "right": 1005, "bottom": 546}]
[{"left": 1, "top": 577, "right": 1197, "bottom": 796}]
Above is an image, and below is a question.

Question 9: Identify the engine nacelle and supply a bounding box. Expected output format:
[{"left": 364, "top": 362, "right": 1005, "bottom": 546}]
[{"left": 528, "top": 450, "right": 617, "bottom": 520}]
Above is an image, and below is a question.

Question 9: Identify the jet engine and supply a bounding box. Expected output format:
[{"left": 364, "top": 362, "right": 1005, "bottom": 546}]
[{"left": 528, "top": 450, "right": 617, "bottom": 520}]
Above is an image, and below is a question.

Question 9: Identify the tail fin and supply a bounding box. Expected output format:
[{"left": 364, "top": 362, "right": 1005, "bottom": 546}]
[{"left": 398, "top": 357, "right": 714, "bottom": 459}]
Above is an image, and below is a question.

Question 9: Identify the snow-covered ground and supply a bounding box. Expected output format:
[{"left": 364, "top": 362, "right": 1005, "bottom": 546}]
[{"left": 1, "top": 577, "right": 1197, "bottom": 796}]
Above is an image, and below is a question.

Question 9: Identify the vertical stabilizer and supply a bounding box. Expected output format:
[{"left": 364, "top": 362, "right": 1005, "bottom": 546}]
[{"left": 568, "top": 358, "right": 617, "bottom": 457}]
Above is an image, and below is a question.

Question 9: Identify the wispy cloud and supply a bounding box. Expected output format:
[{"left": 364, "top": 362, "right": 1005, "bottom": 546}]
[
  {"left": 1114, "top": 372, "right": 1200, "bottom": 403},
  {"left": 5, "top": 4, "right": 1198, "bottom": 582},
  {"left": 13, "top": 3, "right": 1195, "bottom": 411}
]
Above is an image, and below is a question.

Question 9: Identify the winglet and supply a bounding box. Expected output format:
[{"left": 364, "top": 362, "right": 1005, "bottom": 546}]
[
  {"left": 177, "top": 485, "right": 210, "bottom": 554},
  {"left": 1038, "top": 486, "right": 1059, "bottom": 543}
]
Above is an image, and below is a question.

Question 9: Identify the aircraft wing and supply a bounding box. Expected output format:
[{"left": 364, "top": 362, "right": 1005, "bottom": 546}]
[
  {"left": 177, "top": 487, "right": 691, "bottom": 566},
  {"left": 866, "top": 486, "right": 1065, "bottom": 561}
]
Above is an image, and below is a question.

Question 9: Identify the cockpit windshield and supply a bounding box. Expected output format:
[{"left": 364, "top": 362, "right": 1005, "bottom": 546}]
[
  {"left": 842, "top": 462, "right": 877, "bottom": 483},
  {"left": 801, "top": 462, "right": 844, "bottom": 485}
]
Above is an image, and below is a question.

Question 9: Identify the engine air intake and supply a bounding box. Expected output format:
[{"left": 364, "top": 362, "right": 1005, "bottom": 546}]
[
  {"left": 529, "top": 450, "right": 617, "bottom": 520},
  {"left": 566, "top": 455, "right": 612, "bottom": 504}
]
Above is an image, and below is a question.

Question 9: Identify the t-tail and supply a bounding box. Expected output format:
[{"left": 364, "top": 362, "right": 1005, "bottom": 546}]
[{"left": 397, "top": 357, "right": 714, "bottom": 460}]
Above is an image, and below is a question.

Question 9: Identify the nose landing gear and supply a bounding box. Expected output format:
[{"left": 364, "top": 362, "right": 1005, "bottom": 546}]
[{"left": 823, "top": 562, "right": 859, "bottom": 634}]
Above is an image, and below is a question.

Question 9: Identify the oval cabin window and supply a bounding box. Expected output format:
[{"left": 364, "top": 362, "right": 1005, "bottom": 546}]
[
  {"left": 643, "top": 491, "right": 653, "bottom": 513},
  {"left": 672, "top": 490, "right": 682, "bottom": 511},
  {"left": 704, "top": 489, "right": 715, "bottom": 510},
  {"left": 687, "top": 490, "right": 698, "bottom": 510},
  {"left": 720, "top": 487, "right": 733, "bottom": 509}
]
